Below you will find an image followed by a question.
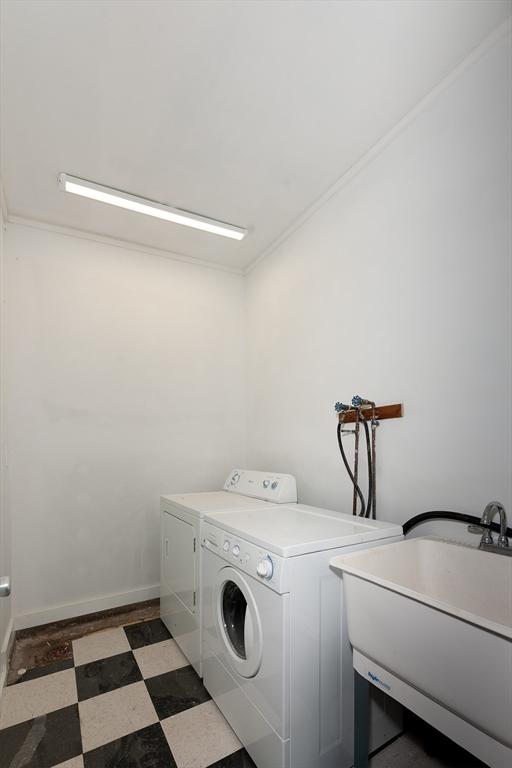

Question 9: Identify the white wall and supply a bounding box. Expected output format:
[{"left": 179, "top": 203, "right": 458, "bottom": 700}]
[
  {"left": 0, "top": 189, "right": 13, "bottom": 684},
  {"left": 5, "top": 224, "right": 246, "bottom": 626},
  {"left": 246, "top": 30, "right": 512, "bottom": 532}
]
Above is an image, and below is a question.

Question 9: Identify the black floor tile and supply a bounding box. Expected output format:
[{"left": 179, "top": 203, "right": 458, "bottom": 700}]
[
  {"left": 145, "top": 664, "right": 210, "bottom": 719},
  {"left": 9, "top": 657, "right": 75, "bottom": 686},
  {"left": 75, "top": 650, "right": 142, "bottom": 701},
  {"left": 83, "top": 722, "right": 177, "bottom": 768},
  {"left": 0, "top": 704, "right": 81, "bottom": 768},
  {"left": 124, "top": 618, "right": 171, "bottom": 649},
  {"left": 206, "top": 748, "right": 257, "bottom": 768}
]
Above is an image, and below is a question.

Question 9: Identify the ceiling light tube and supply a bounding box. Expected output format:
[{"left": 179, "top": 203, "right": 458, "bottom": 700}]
[{"left": 58, "top": 173, "right": 247, "bottom": 241}]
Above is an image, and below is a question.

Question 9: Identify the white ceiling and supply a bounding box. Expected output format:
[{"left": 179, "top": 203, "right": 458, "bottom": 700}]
[{"left": 1, "top": 0, "right": 510, "bottom": 271}]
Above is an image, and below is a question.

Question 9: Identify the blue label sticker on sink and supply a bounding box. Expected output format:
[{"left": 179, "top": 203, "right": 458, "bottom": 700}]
[{"left": 368, "top": 671, "right": 391, "bottom": 691}]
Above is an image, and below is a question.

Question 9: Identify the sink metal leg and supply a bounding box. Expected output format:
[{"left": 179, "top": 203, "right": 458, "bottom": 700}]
[{"left": 354, "top": 670, "right": 370, "bottom": 768}]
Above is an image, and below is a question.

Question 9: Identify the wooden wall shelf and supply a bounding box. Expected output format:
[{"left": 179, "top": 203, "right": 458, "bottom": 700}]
[{"left": 338, "top": 403, "right": 403, "bottom": 424}]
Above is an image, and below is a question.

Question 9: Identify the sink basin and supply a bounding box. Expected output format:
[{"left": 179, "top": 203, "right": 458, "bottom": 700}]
[{"left": 330, "top": 537, "right": 512, "bottom": 757}]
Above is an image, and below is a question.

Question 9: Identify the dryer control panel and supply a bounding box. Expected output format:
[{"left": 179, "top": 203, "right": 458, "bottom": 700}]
[
  {"left": 202, "top": 521, "right": 286, "bottom": 594},
  {"left": 223, "top": 469, "right": 297, "bottom": 504}
]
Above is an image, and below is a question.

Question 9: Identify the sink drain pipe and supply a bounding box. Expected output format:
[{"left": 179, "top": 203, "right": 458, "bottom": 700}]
[{"left": 403, "top": 511, "right": 512, "bottom": 539}]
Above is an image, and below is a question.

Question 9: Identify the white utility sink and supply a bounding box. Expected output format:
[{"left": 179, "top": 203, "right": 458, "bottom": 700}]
[{"left": 330, "top": 537, "right": 512, "bottom": 768}]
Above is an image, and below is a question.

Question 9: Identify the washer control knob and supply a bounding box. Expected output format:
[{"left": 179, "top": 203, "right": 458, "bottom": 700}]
[
  {"left": 223, "top": 540, "right": 230, "bottom": 552},
  {"left": 271, "top": 481, "right": 278, "bottom": 490},
  {"left": 263, "top": 479, "right": 270, "bottom": 488},
  {"left": 232, "top": 544, "right": 240, "bottom": 557},
  {"left": 257, "top": 556, "right": 274, "bottom": 580},
  {"left": 231, "top": 472, "right": 240, "bottom": 485}
]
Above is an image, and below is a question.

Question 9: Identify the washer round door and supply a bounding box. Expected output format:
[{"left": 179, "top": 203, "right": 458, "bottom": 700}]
[{"left": 215, "top": 566, "right": 263, "bottom": 678}]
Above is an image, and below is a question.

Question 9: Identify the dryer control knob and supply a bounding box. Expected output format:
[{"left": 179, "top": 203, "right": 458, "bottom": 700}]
[
  {"left": 257, "top": 556, "right": 274, "bottom": 580},
  {"left": 232, "top": 544, "right": 240, "bottom": 557},
  {"left": 223, "top": 540, "right": 230, "bottom": 552}
]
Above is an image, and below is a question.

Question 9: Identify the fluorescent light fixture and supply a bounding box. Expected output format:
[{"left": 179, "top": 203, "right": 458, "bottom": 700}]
[{"left": 58, "top": 173, "right": 247, "bottom": 241}]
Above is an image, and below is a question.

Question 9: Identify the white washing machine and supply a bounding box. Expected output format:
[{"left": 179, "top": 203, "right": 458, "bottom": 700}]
[
  {"left": 160, "top": 469, "right": 297, "bottom": 676},
  {"left": 201, "top": 504, "right": 403, "bottom": 768}
]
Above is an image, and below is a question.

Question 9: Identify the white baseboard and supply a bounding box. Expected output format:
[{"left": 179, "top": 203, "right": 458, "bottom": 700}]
[
  {"left": 0, "top": 616, "right": 15, "bottom": 695},
  {"left": 14, "top": 584, "right": 160, "bottom": 632}
]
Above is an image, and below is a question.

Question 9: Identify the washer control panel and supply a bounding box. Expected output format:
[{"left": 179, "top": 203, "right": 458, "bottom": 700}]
[
  {"left": 223, "top": 469, "right": 297, "bottom": 504},
  {"left": 202, "top": 522, "right": 284, "bottom": 594}
]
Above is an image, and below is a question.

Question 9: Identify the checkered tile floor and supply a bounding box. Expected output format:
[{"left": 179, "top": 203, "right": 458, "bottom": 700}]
[{"left": 0, "top": 618, "right": 256, "bottom": 768}]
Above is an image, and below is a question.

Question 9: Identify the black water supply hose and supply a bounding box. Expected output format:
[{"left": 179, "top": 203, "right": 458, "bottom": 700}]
[
  {"left": 337, "top": 422, "right": 366, "bottom": 517},
  {"left": 336, "top": 417, "right": 373, "bottom": 518},
  {"left": 361, "top": 416, "right": 373, "bottom": 519},
  {"left": 403, "top": 511, "right": 512, "bottom": 539}
]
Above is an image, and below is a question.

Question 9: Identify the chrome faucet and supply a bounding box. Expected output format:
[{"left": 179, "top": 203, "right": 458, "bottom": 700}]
[{"left": 477, "top": 501, "right": 511, "bottom": 556}]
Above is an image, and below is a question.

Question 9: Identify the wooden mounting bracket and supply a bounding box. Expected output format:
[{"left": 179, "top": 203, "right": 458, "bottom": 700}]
[{"left": 338, "top": 403, "right": 403, "bottom": 424}]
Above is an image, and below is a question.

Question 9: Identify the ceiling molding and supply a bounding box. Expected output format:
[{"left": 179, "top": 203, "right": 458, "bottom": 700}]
[
  {"left": 244, "top": 16, "right": 512, "bottom": 276},
  {"left": 6, "top": 215, "right": 244, "bottom": 276}
]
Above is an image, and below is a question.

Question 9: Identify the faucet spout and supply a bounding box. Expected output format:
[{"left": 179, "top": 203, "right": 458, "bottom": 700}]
[{"left": 480, "top": 501, "right": 509, "bottom": 550}]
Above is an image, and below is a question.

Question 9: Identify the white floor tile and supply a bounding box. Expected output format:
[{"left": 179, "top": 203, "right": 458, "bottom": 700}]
[
  {"left": 0, "top": 668, "right": 77, "bottom": 729},
  {"left": 72, "top": 627, "right": 131, "bottom": 666},
  {"left": 78, "top": 680, "right": 158, "bottom": 752},
  {"left": 133, "top": 639, "right": 188, "bottom": 679},
  {"left": 162, "top": 700, "right": 242, "bottom": 768},
  {"left": 53, "top": 756, "right": 85, "bottom": 768}
]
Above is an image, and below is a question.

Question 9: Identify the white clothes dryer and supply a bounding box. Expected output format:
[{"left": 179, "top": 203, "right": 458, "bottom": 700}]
[
  {"left": 160, "top": 469, "right": 297, "bottom": 676},
  {"left": 201, "top": 504, "right": 403, "bottom": 768}
]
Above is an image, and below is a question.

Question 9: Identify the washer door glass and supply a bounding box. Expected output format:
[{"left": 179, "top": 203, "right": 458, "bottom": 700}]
[
  {"left": 216, "top": 567, "right": 263, "bottom": 678},
  {"left": 222, "top": 581, "right": 247, "bottom": 658}
]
